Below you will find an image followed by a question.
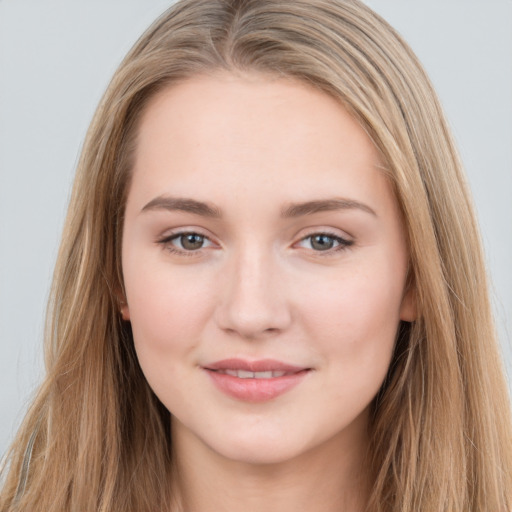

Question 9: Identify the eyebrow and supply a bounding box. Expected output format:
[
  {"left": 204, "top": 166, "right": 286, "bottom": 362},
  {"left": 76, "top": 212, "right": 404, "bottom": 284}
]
[
  {"left": 281, "top": 198, "right": 376, "bottom": 218},
  {"left": 142, "top": 196, "right": 223, "bottom": 217},
  {"left": 141, "top": 195, "right": 377, "bottom": 218}
]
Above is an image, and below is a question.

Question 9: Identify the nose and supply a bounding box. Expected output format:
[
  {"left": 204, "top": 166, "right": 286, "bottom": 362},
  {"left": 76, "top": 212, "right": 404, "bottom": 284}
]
[{"left": 215, "top": 244, "right": 292, "bottom": 340}]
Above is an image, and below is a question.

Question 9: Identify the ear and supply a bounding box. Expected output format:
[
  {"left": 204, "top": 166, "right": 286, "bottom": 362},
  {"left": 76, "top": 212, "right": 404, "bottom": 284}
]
[
  {"left": 399, "top": 281, "right": 417, "bottom": 322},
  {"left": 114, "top": 286, "right": 131, "bottom": 321},
  {"left": 120, "top": 301, "right": 131, "bottom": 321}
]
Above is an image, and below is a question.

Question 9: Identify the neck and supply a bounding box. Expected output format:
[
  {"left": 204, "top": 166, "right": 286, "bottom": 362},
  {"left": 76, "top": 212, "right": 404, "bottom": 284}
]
[{"left": 170, "top": 412, "right": 370, "bottom": 512}]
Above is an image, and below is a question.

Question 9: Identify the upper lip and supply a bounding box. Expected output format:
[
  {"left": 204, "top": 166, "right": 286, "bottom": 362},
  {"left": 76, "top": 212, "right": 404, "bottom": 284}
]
[{"left": 204, "top": 358, "right": 308, "bottom": 373}]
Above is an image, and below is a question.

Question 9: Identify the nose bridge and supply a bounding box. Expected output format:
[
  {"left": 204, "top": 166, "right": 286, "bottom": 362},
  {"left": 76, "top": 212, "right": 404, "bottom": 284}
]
[{"left": 216, "top": 239, "right": 291, "bottom": 339}]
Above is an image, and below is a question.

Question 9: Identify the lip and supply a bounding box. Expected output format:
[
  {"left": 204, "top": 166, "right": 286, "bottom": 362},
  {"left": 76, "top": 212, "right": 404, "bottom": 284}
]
[
  {"left": 204, "top": 358, "right": 307, "bottom": 373},
  {"left": 203, "top": 358, "right": 311, "bottom": 402}
]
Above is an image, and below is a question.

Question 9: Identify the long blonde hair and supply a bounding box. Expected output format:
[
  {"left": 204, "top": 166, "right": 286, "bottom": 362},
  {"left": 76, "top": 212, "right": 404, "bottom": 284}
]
[{"left": 1, "top": 1, "right": 511, "bottom": 511}]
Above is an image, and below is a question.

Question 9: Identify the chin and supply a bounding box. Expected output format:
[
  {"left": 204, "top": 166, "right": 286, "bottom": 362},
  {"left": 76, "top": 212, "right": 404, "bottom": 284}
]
[
  {"left": 219, "top": 443, "right": 305, "bottom": 466},
  {"left": 204, "top": 428, "right": 314, "bottom": 466}
]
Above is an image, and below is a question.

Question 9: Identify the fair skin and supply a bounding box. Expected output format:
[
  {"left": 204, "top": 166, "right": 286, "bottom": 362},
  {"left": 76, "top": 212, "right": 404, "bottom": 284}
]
[{"left": 121, "top": 71, "right": 415, "bottom": 512}]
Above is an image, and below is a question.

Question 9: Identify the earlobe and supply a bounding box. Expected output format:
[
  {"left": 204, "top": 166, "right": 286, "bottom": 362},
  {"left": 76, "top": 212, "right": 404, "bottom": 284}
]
[
  {"left": 120, "top": 301, "right": 130, "bottom": 321},
  {"left": 399, "top": 286, "right": 417, "bottom": 322},
  {"left": 114, "top": 284, "right": 130, "bottom": 321}
]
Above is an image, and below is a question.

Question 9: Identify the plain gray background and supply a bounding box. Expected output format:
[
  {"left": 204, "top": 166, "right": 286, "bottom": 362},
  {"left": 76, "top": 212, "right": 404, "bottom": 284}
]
[{"left": 1, "top": 1, "right": 511, "bottom": 457}]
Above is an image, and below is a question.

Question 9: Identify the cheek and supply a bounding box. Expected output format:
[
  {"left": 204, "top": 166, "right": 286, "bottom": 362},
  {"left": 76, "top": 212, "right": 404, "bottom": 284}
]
[
  {"left": 124, "top": 259, "right": 215, "bottom": 370},
  {"left": 298, "top": 268, "right": 403, "bottom": 427},
  {"left": 300, "top": 255, "right": 405, "bottom": 371}
]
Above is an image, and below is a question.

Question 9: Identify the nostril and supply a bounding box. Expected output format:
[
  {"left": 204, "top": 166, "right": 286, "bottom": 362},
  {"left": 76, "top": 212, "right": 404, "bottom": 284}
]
[{"left": 213, "top": 270, "right": 292, "bottom": 338}]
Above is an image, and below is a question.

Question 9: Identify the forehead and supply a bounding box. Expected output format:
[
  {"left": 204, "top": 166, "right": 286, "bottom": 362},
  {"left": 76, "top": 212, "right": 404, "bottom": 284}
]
[
  {"left": 128, "top": 71, "right": 395, "bottom": 220},
  {"left": 135, "top": 71, "right": 380, "bottom": 161}
]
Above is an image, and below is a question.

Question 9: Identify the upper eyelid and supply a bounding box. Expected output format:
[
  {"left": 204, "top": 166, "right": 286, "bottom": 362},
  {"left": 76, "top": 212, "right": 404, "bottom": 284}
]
[
  {"left": 158, "top": 226, "right": 351, "bottom": 239},
  {"left": 297, "top": 231, "right": 351, "bottom": 243},
  {"left": 158, "top": 227, "right": 213, "bottom": 241}
]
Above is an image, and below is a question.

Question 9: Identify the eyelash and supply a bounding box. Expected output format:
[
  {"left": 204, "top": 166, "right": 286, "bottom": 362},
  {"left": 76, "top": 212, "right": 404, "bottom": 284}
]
[{"left": 156, "top": 230, "right": 354, "bottom": 258}]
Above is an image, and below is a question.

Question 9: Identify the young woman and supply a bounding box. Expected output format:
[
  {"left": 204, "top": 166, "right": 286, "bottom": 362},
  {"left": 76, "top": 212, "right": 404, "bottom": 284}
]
[{"left": 1, "top": 1, "right": 511, "bottom": 511}]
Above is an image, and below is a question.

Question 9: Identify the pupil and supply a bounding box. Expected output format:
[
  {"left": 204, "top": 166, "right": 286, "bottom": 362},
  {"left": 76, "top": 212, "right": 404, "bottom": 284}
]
[
  {"left": 182, "top": 234, "right": 203, "bottom": 250},
  {"left": 312, "top": 235, "right": 333, "bottom": 251}
]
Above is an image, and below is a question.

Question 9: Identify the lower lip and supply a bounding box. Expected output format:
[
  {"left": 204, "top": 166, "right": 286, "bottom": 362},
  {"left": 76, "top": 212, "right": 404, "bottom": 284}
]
[{"left": 204, "top": 369, "right": 310, "bottom": 402}]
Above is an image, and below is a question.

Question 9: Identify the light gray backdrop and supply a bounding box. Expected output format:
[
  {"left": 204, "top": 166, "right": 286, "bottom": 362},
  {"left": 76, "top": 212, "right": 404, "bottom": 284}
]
[{"left": 1, "top": 0, "right": 511, "bottom": 456}]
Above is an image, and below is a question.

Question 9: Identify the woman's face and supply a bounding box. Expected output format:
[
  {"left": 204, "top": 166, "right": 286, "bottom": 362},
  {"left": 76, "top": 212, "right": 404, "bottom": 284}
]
[{"left": 121, "top": 72, "right": 415, "bottom": 465}]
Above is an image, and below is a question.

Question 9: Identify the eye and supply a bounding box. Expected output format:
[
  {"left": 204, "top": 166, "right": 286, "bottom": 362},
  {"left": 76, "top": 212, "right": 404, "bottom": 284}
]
[
  {"left": 157, "top": 231, "right": 214, "bottom": 256},
  {"left": 296, "top": 232, "right": 353, "bottom": 254}
]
